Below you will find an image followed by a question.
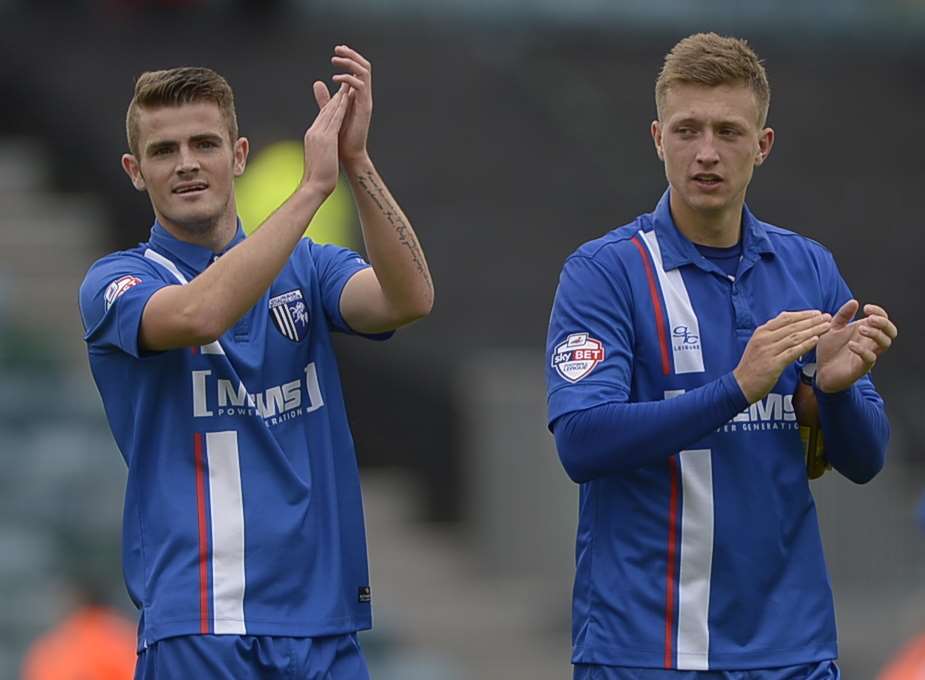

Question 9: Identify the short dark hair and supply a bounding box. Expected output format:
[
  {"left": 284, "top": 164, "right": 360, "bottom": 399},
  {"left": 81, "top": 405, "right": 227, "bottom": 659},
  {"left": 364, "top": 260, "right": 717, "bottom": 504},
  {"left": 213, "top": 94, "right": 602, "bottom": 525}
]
[{"left": 125, "top": 66, "right": 238, "bottom": 156}]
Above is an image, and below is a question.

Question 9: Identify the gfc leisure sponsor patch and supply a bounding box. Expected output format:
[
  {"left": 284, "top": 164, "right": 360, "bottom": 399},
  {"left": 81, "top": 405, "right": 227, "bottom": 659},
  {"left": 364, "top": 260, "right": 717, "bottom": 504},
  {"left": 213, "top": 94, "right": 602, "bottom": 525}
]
[{"left": 552, "top": 332, "right": 606, "bottom": 383}]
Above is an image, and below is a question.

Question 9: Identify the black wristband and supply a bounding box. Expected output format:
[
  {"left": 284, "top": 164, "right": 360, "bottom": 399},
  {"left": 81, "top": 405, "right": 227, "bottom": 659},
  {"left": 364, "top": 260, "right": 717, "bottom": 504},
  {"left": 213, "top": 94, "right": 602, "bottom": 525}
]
[{"left": 800, "top": 362, "right": 817, "bottom": 386}]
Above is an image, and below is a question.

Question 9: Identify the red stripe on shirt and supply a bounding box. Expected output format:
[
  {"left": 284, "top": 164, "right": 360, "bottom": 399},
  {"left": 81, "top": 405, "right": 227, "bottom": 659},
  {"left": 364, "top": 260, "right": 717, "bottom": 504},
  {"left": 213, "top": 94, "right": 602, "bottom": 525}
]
[
  {"left": 630, "top": 236, "right": 672, "bottom": 375},
  {"left": 664, "top": 455, "right": 680, "bottom": 668},
  {"left": 193, "top": 432, "right": 210, "bottom": 634}
]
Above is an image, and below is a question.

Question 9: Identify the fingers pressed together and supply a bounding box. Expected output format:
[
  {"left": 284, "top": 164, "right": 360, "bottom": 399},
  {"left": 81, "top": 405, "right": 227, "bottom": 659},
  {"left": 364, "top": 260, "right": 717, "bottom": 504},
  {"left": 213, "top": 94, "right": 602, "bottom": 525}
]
[
  {"left": 332, "top": 44, "right": 371, "bottom": 94},
  {"left": 855, "top": 304, "right": 898, "bottom": 357}
]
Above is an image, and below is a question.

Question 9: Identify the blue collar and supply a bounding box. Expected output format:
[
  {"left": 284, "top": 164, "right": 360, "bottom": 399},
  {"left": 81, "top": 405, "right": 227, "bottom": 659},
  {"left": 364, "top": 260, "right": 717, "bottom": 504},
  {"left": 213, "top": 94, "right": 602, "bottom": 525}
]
[
  {"left": 649, "top": 189, "right": 775, "bottom": 272},
  {"left": 148, "top": 220, "right": 246, "bottom": 274}
]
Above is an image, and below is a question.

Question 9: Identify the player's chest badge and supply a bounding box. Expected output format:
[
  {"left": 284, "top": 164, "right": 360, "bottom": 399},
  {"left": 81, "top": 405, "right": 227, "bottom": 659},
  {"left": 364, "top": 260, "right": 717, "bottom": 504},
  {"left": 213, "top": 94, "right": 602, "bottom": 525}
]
[{"left": 269, "top": 289, "right": 309, "bottom": 343}]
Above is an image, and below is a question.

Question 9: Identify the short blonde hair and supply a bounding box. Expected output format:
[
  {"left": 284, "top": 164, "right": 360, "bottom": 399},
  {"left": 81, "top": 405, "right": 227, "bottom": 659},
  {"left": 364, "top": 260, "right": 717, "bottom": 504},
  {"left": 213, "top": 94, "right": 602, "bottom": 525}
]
[
  {"left": 126, "top": 67, "right": 239, "bottom": 157},
  {"left": 655, "top": 33, "right": 770, "bottom": 127}
]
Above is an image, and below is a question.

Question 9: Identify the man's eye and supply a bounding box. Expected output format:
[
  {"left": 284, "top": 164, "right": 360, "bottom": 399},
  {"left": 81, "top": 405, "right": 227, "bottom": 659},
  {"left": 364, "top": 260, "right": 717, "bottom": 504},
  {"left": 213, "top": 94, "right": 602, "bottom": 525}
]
[
  {"left": 152, "top": 147, "right": 172, "bottom": 156},
  {"left": 198, "top": 140, "right": 218, "bottom": 149}
]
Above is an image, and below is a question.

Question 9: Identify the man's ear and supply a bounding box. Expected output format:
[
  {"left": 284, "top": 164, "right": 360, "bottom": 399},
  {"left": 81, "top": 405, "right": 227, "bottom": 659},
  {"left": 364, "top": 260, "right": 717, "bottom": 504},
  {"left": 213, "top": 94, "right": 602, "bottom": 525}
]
[
  {"left": 233, "top": 137, "right": 249, "bottom": 177},
  {"left": 121, "top": 154, "right": 146, "bottom": 191},
  {"left": 651, "top": 120, "right": 665, "bottom": 161},
  {"left": 755, "top": 127, "right": 775, "bottom": 166}
]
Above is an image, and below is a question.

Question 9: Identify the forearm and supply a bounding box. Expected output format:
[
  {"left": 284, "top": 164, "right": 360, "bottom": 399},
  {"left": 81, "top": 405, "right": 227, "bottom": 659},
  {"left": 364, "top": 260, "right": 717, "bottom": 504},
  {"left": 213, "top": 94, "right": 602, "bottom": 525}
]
[
  {"left": 553, "top": 372, "right": 748, "bottom": 483},
  {"left": 345, "top": 155, "right": 434, "bottom": 318},
  {"left": 153, "top": 186, "right": 327, "bottom": 346},
  {"left": 816, "top": 381, "right": 889, "bottom": 483},
  {"left": 201, "top": 186, "right": 326, "bottom": 323}
]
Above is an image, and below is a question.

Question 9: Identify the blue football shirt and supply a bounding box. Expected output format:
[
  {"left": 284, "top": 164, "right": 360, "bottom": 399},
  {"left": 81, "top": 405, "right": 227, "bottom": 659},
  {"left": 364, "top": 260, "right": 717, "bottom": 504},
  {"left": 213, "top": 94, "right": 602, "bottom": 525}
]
[
  {"left": 79, "top": 222, "right": 387, "bottom": 648},
  {"left": 546, "top": 190, "right": 881, "bottom": 671}
]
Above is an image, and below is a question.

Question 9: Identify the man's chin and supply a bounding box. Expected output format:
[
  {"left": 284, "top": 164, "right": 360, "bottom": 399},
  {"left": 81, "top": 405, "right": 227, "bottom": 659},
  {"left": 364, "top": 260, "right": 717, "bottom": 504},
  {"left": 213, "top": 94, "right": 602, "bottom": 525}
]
[
  {"left": 162, "top": 210, "right": 221, "bottom": 235},
  {"left": 683, "top": 191, "right": 731, "bottom": 214}
]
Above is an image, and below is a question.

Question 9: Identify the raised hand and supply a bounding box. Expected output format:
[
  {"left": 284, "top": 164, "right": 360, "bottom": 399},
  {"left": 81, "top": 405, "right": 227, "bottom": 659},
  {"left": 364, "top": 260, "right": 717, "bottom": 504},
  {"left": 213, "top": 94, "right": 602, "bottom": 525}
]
[
  {"left": 815, "top": 301, "right": 898, "bottom": 393},
  {"left": 302, "top": 83, "right": 352, "bottom": 197},
  {"left": 733, "top": 310, "right": 832, "bottom": 404},
  {"left": 313, "top": 44, "right": 373, "bottom": 166}
]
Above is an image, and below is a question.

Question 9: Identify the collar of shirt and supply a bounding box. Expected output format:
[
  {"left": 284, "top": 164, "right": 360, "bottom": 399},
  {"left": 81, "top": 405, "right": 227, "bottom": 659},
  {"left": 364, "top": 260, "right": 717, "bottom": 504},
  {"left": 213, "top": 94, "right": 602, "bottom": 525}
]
[
  {"left": 649, "top": 188, "right": 775, "bottom": 274},
  {"left": 148, "top": 220, "right": 247, "bottom": 275}
]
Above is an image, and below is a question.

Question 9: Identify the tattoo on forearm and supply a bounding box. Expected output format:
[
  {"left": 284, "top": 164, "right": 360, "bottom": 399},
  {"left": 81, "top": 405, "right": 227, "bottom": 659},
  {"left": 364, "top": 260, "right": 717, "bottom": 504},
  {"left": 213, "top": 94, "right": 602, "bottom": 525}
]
[{"left": 356, "top": 170, "right": 433, "bottom": 292}]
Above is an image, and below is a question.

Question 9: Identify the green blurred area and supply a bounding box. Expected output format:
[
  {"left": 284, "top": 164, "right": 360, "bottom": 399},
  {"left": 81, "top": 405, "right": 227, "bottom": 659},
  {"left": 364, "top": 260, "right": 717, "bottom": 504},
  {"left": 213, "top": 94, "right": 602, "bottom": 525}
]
[{"left": 235, "top": 140, "right": 358, "bottom": 249}]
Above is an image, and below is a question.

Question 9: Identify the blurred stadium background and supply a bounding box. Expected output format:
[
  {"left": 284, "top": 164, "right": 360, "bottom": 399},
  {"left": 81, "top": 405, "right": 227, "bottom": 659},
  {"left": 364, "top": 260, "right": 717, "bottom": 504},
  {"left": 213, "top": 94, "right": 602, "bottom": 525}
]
[{"left": 1, "top": 1, "right": 923, "bottom": 678}]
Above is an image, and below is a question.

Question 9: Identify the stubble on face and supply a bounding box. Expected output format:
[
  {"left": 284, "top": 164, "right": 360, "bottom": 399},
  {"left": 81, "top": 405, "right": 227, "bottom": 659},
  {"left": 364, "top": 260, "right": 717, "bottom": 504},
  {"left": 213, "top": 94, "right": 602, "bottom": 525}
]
[
  {"left": 131, "top": 102, "right": 242, "bottom": 245},
  {"left": 168, "top": 194, "right": 233, "bottom": 237}
]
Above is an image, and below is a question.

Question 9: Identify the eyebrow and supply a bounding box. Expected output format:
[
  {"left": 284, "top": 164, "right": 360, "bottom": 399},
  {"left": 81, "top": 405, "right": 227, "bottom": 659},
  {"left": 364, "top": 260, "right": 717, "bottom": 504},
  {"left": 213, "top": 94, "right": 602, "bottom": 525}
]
[
  {"left": 671, "top": 116, "right": 747, "bottom": 129},
  {"left": 144, "top": 140, "right": 176, "bottom": 155},
  {"left": 189, "top": 133, "right": 225, "bottom": 144},
  {"left": 144, "top": 133, "right": 225, "bottom": 155}
]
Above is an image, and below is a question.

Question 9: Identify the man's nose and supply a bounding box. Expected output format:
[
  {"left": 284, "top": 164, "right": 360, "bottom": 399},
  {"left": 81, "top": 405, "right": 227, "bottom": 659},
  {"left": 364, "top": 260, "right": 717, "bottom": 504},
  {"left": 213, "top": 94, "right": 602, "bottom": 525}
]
[
  {"left": 176, "top": 146, "right": 200, "bottom": 173},
  {"left": 695, "top": 133, "right": 720, "bottom": 164}
]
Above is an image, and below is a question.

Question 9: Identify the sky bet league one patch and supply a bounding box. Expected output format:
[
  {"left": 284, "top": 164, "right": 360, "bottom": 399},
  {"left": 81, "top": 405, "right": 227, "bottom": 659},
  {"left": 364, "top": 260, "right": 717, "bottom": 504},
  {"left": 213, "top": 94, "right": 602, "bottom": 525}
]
[
  {"left": 104, "top": 275, "right": 142, "bottom": 311},
  {"left": 552, "top": 332, "right": 606, "bottom": 383}
]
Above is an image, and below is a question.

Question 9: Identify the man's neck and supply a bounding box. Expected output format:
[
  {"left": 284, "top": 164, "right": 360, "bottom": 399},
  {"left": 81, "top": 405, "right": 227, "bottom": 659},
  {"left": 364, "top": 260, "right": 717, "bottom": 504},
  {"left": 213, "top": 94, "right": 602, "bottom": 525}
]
[
  {"left": 668, "top": 191, "right": 743, "bottom": 248},
  {"left": 157, "top": 212, "right": 238, "bottom": 254}
]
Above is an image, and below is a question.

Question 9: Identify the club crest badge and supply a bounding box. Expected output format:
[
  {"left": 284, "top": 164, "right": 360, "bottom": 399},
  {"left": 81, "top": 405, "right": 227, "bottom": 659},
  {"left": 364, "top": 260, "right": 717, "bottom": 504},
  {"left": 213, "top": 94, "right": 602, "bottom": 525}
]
[
  {"left": 269, "top": 289, "right": 309, "bottom": 342},
  {"left": 552, "top": 332, "right": 606, "bottom": 383},
  {"left": 104, "top": 275, "right": 142, "bottom": 310}
]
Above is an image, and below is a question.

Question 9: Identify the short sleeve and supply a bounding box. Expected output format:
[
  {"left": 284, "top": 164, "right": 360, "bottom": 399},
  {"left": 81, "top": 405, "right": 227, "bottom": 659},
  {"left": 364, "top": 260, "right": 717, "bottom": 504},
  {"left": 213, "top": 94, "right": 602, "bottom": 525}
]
[
  {"left": 79, "top": 254, "right": 171, "bottom": 358},
  {"left": 546, "top": 254, "right": 636, "bottom": 425},
  {"left": 304, "top": 239, "right": 393, "bottom": 340}
]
